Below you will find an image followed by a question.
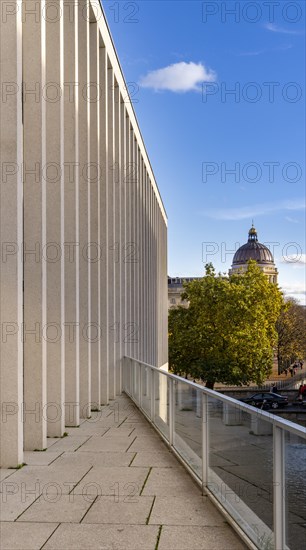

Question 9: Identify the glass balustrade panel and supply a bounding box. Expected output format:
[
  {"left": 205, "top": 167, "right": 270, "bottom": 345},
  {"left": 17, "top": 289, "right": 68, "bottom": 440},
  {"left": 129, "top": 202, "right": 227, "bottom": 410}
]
[
  {"left": 207, "top": 398, "right": 274, "bottom": 549},
  {"left": 285, "top": 431, "right": 306, "bottom": 550},
  {"left": 153, "top": 371, "right": 170, "bottom": 440},
  {"left": 173, "top": 380, "right": 202, "bottom": 479}
]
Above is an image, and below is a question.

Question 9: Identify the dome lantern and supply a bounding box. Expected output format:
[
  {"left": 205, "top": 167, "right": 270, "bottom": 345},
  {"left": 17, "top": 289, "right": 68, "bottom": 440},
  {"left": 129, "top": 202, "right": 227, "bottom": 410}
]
[{"left": 248, "top": 223, "right": 258, "bottom": 242}]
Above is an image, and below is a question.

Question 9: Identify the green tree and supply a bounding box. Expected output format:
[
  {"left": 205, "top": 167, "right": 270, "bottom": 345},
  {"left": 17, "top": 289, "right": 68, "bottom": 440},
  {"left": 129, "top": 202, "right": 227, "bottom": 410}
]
[
  {"left": 169, "top": 261, "right": 284, "bottom": 388},
  {"left": 276, "top": 299, "right": 306, "bottom": 372}
]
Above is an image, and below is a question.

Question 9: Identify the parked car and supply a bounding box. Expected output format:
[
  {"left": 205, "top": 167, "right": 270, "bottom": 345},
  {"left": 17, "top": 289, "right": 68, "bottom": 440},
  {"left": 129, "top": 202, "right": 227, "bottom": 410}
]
[{"left": 240, "top": 392, "right": 289, "bottom": 410}]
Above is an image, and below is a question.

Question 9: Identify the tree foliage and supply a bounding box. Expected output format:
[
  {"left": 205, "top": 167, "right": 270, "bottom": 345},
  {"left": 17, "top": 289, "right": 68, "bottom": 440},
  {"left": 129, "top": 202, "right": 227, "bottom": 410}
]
[
  {"left": 276, "top": 298, "right": 306, "bottom": 371},
  {"left": 168, "top": 261, "right": 284, "bottom": 388}
]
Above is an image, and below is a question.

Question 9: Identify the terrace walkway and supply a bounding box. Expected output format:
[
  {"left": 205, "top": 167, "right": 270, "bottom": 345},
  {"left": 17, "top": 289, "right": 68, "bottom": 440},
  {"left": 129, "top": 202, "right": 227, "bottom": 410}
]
[{"left": 0, "top": 395, "right": 246, "bottom": 550}]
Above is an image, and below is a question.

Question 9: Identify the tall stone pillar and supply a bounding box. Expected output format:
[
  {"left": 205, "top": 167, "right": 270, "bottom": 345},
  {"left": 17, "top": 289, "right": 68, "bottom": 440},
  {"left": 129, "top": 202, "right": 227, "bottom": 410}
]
[
  {"left": 64, "top": 0, "right": 79, "bottom": 426},
  {"left": 120, "top": 102, "right": 127, "bottom": 388},
  {"left": 0, "top": 0, "right": 24, "bottom": 467},
  {"left": 78, "top": 2, "right": 90, "bottom": 418},
  {"left": 99, "top": 47, "right": 109, "bottom": 405},
  {"left": 125, "top": 120, "right": 131, "bottom": 361},
  {"left": 114, "top": 85, "right": 121, "bottom": 395},
  {"left": 107, "top": 67, "right": 116, "bottom": 399},
  {"left": 89, "top": 19, "right": 100, "bottom": 410},
  {"left": 23, "top": 0, "right": 47, "bottom": 451},
  {"left": 45, "top": 0, "right": 65, "bottom": 437},
  {"left": 129, "top": 128, "right": 135, "bottom": 361},
  {"left": 134, "top": 143, "right": 140, "bottom": 362}
]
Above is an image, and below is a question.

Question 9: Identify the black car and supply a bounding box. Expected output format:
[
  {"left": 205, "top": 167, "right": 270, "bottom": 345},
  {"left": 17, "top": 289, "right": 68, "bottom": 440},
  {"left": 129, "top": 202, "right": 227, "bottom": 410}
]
[{"left": 240, "top": 392, "right": 289, "bottom": 410}]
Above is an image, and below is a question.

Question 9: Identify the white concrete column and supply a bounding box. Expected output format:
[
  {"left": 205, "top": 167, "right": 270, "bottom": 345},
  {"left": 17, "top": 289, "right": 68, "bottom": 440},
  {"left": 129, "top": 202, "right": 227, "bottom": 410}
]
[
  {"left": 146, "top": 178, "right": 151, "bottom": 364},
  {"left": 129, "top": 130, "right": 136, "bottom": 360},
  {"left": 78, "top": 2, "right": 90, "bottom": 418},
  {"left": 151, "top": 185, "right": 155, "bottom": 365},
  {"left": 223, "top": 403, "right": 242, "bottom": 426},
  {"left": 99, "top": 47, "right": 109, "bottom": 405},
  {"left": 0, "top": 1, "right": 23, "bottom": 467},
  {"left": 134, "top": 145, "right": 140, "bottom": 361},
  {"left": 139, "top": 157, "right": 144, "bottom": 363},
  {"left": 125, "top": 120, "right": 131, "bottom": 360},
  {"left": 114, "top": 85, "right": 121, "bottom": 395},
  {"left": 107, "top": 66, "right": 116, "bottom": 398},
  {"left": 149, "top": 184, "right": 154, "bottom": 364},
  {"left": 45, "top": 0, "right": 65, "bottom": 437},
  {"left": 23, "top": 0, "right": 47, "bottom": 451},
  {"left": 120, "top": 101, "right": 126, "bottom": 385},
  {"left": 144, "top": 171, "right": 149, "bottom": 364},
  {"left": 64, "top": 0, "right": 80, "bottom": 426},
  {"left": 153, "top": 195, "right": 157, "bottom": 366},
  {"left": 89, "top": 17, "right": 100, "bottom": 410},
  {"left": 162, "top": 218, "right": 168, "bottom": 365}
]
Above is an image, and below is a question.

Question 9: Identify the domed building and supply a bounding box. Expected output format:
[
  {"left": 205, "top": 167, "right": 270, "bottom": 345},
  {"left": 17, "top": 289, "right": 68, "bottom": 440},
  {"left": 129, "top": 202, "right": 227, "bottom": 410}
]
[{"left": 229, "top": 224, "right": 278, "bottom": 283}]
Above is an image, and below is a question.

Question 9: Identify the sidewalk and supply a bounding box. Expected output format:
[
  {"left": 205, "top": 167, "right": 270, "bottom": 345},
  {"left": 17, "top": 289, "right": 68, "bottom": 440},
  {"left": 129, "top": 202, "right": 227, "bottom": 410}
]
[{"left": 0, "top": 395, "right": 246, "bottom": 550}]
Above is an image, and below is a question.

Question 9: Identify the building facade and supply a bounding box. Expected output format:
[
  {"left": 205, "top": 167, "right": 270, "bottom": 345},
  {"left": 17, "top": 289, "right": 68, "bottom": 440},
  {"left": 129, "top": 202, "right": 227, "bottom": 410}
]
[
  {"left": 0, "top": 0, "right": 168, "bottom": 467},
  {"left": 168, "top": 277, "right": 201, "bottom": 309},
  {"left": 229, "top": 225, "right": 278, "bottom": 283}
]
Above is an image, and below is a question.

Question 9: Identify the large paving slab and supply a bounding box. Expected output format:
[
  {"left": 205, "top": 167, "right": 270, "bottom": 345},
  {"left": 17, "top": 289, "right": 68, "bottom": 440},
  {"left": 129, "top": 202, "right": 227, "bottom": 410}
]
[
  {"left": 78, "top": 435, "right": 135, "bottom": 452},
  {"left": 43, "top": 524, "right": 160, "bottom": 549},
  {"left": 131, "top": 450, "right": 180, "bottom": 468},
  {"left": 158, "top": 525, "right": 247, "bottom": 549},
  {"left": 82, "top": 495, "right": 154, "bottom": 524},
  {"left": 0, "top": 491, "right": 37, "bottom": 521},
  {"left": 0, "top": 522, "right": 59, "bottom": 550},
  {"left": 0, "top": 463, "right": 92, "bottom": 495},
  {"left": 149, "top": 495, "right": 226, "bottom": 526},
  {"left": 126, "top": 435, "right": 168, "bottom": 452},
  {"left": 72, "top": 466, "right": 149, "bottom": 496},
  {"left": 45, "top": 435, "right": 92, "bottom": 452},
  {"left": 142, "top": 466, "right": 201, "bottom": 497},
  {"left": 17, "top": 494, "right": 92, "bottom": 523},
  {"left": 0, "top": 469, "right": 16, "bottom": 481},
  {"left": 57, "top": 451, "right": 135, "bottom": 468},
  {"left": 23, "top": 451, "right": 63, "bottom": 466}
]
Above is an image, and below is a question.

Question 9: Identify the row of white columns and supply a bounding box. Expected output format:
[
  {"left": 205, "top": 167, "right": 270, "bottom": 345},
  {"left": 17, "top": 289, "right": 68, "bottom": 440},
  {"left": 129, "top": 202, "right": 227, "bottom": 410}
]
[{"left": 0, "top": 0, "right": 168, "bottom": 468}]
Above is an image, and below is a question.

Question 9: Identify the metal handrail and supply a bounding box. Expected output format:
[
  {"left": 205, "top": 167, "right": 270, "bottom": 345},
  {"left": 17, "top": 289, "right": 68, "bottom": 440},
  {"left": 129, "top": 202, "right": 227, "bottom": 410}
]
[
  {"left": 124, "top": 356, "right": 306, "bottom": 437},
  {"left": 123, "top": 356, "right": 306, "bottom": 550}
]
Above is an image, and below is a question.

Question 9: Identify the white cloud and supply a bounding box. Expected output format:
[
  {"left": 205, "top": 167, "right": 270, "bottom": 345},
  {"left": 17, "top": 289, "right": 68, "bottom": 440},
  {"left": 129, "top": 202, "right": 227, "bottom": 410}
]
[
  {"left": 280, "top": 282, "right": 306, "bottom": 296},
  {"left": 203, "top": 199, "right": 305, "bottom": 221},
  {"left": 139, "top": 61, "right": 216, "bottom": 92},
  {"left": 281, "top": 254, "right": 306, "bottom": 264},
  {"left": 285, "top": 216, "right": 299, "bottom": 223},
  {"left": 264, "top": 23, "right": 303, "bottom": 35}
]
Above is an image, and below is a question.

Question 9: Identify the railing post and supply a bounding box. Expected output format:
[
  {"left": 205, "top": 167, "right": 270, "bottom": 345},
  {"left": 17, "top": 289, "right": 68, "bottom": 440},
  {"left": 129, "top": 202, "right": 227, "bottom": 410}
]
[
  {"left": 169, "top": 378, "right": 174, "bottom": 446},
  {"left": 139, "top": 362, "right": 142, "bottom": 408},
  {"left": 122, "top": 357, "right": 125, "bottom": 392},
  {"left": 202, "top": 392, "right": 208, "bottom": 494},
  {"left": 150, "top": 368, "right": 155, "bottom": 421},
  {"left": 273, "top": 425, "right": 286, "bottom": 550},
  {"left": 129, "top": 358, "right": 133, "bottom": 396},
  {"left": 133, "top": 360, "right": 137, "bottom": 398}
]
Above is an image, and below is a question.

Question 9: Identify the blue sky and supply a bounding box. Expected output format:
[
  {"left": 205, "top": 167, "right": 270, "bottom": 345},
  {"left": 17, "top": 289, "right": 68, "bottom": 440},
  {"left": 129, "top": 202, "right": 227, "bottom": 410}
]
[{"left": 103, "top": 0, "right": 306, "bottom": 304}]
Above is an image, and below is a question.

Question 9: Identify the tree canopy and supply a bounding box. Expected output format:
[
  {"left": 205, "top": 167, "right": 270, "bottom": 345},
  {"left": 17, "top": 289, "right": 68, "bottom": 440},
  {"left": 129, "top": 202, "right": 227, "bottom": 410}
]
[
  {"left": 168, "top": 261, "right": 284, "bottom": 388},
  {"left": 276, "top": 298, "right": 306, "bottom": 372}
]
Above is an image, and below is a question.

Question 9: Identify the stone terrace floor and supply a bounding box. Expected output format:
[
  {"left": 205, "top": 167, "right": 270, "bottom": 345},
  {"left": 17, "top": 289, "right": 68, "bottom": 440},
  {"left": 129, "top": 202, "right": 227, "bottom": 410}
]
[{"left": 0, "top": 395, "right": 247, "bottom": 550}]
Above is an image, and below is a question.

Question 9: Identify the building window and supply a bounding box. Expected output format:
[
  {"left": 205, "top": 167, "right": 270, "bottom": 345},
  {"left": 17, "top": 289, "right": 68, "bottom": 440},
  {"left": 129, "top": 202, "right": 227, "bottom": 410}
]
[{"left": 170, "top": 298, "right": 176, "bottom": 304}]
